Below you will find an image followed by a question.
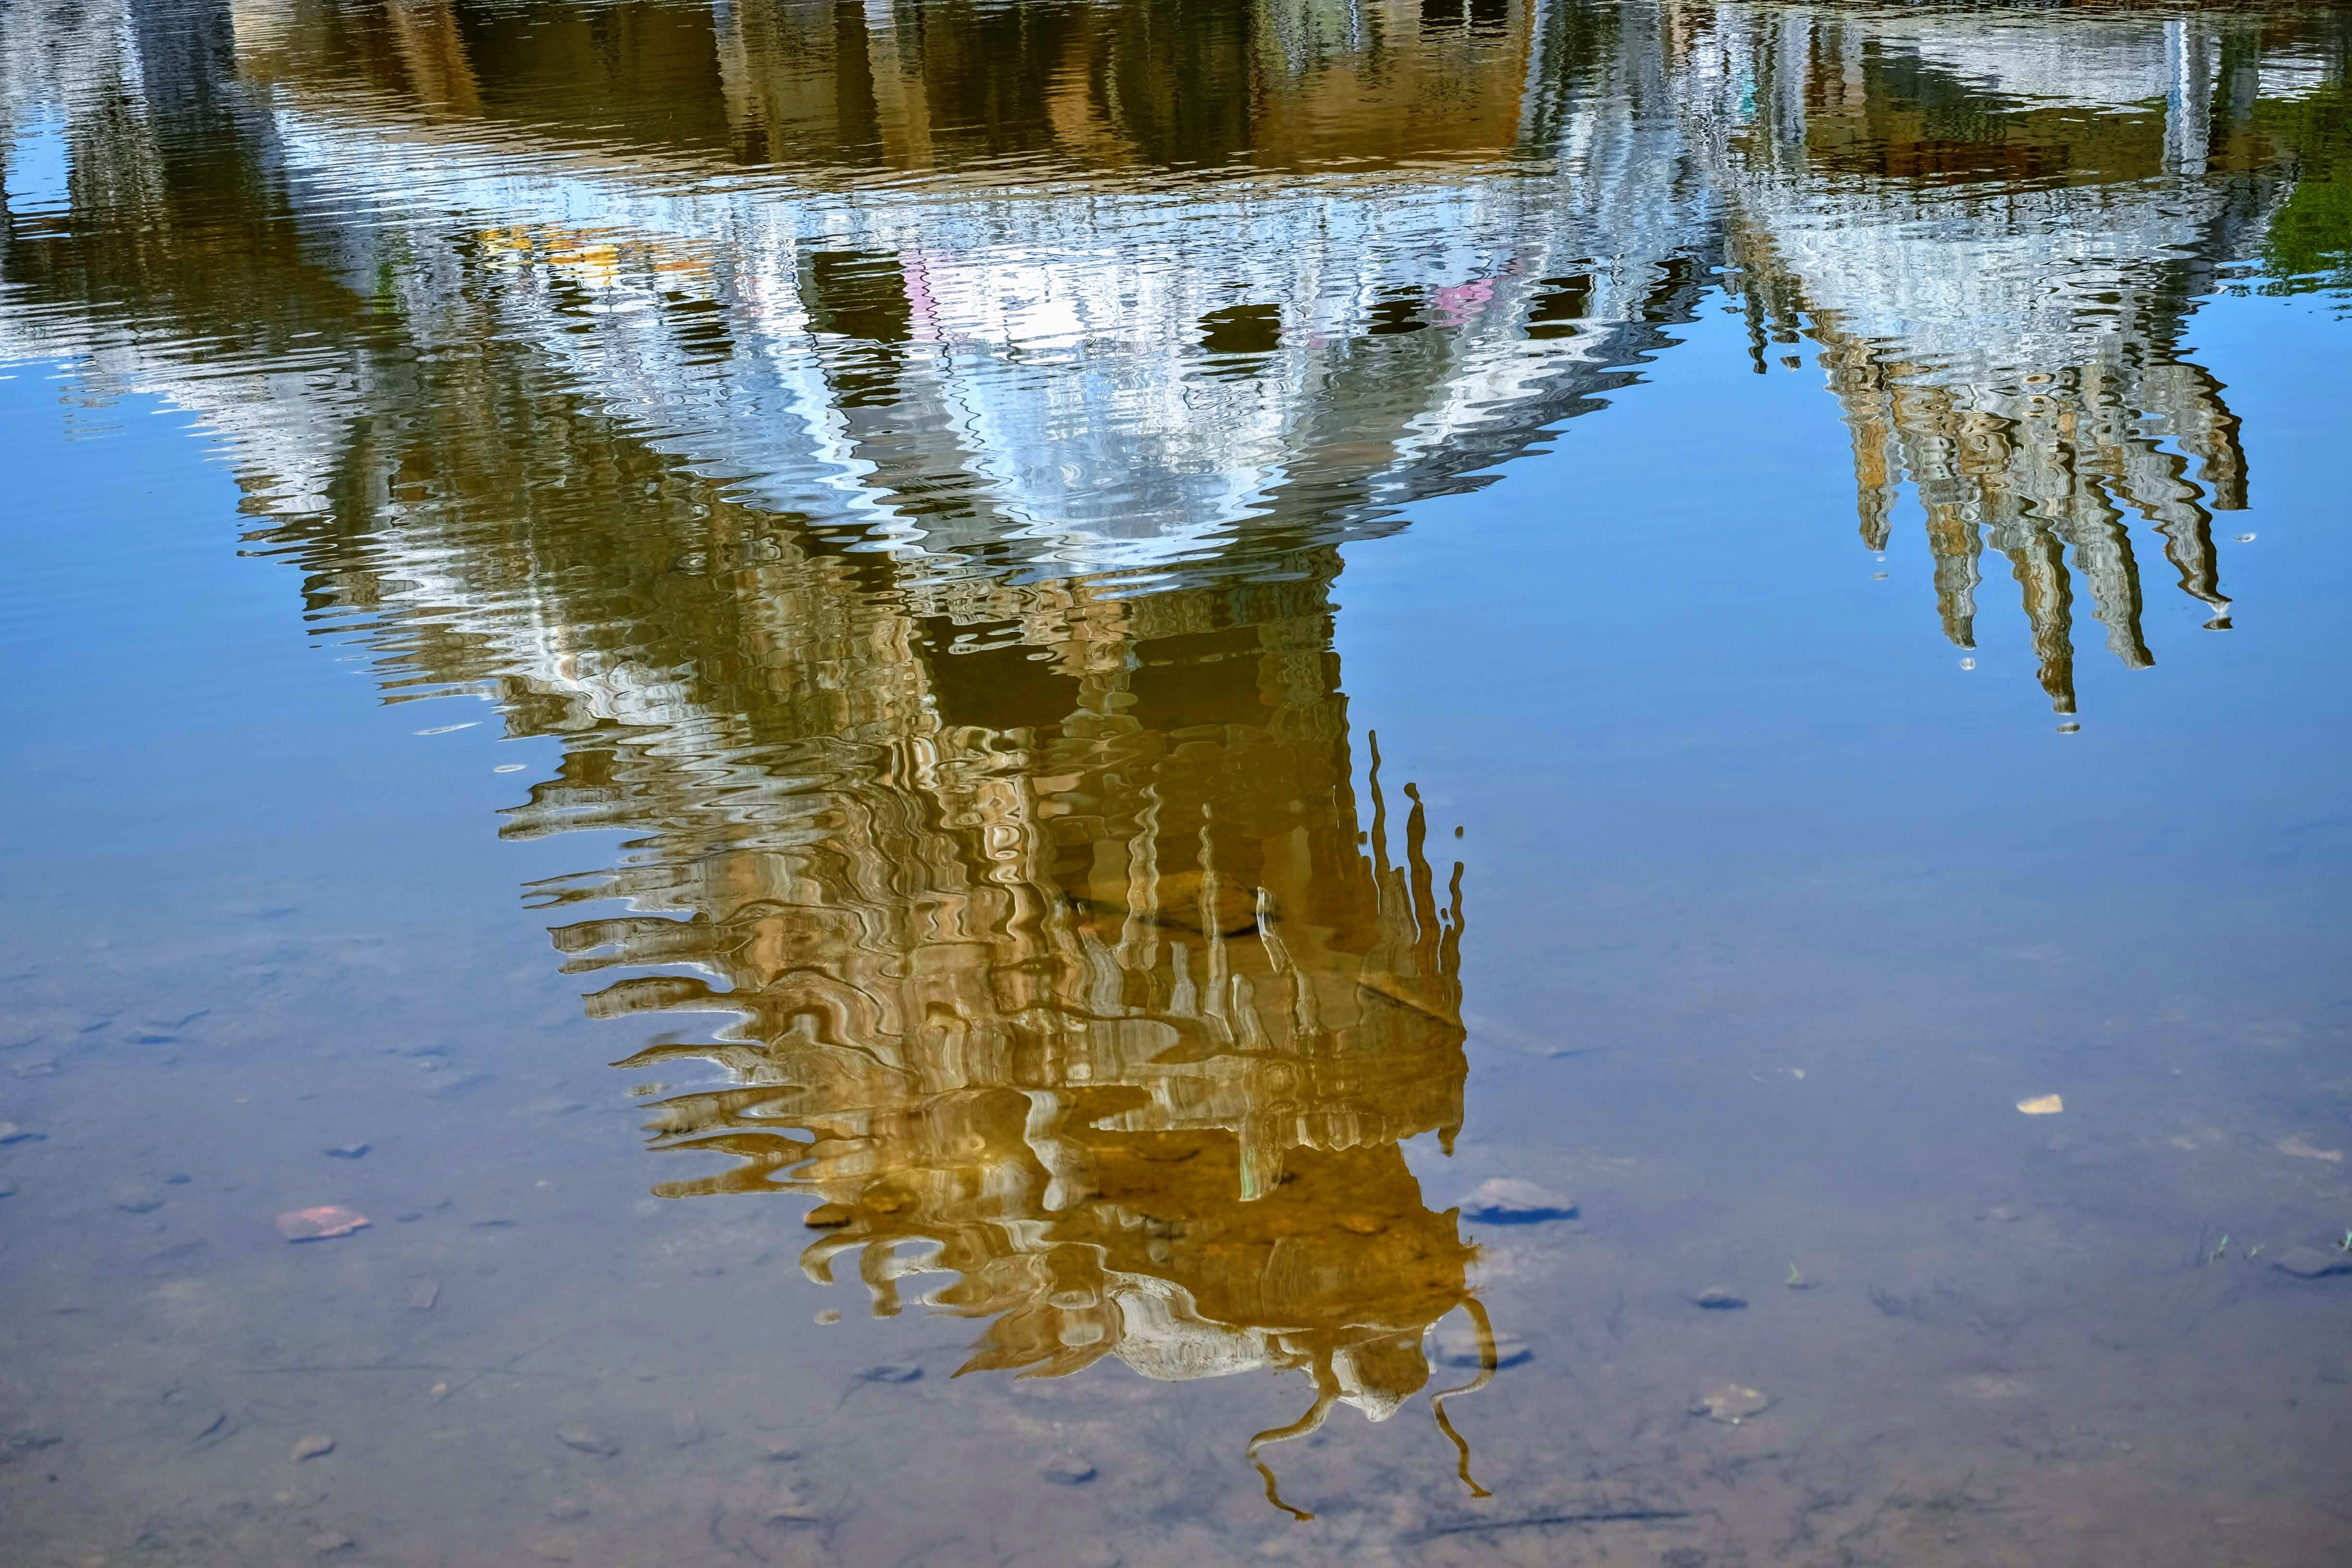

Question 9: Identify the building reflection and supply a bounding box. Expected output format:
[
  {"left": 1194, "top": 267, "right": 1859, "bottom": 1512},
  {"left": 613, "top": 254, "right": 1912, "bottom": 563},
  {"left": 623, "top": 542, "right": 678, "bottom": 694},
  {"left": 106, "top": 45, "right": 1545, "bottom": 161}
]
[
  {"left": 508, "top": 525, "right": 1486, "bottom": 1516},
  {"left": 1809, "top": 331, "right": 2242, "bottom": 710},
  {"left": 4, "top": 0, "right": 2352, "bottom": 1506},
  {"left": 2, "top": 1, "right": 2334, "bottom": 716},
  {"left": 1693, "top": 3, "right": 2298, "bottom": 710}
]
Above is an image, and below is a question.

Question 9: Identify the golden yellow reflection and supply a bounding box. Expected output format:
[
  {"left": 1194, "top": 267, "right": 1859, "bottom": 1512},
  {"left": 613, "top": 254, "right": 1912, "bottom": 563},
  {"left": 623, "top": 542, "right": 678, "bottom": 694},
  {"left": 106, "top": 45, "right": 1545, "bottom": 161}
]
[{"left": 516, "top": 539, "right": 1488, "bottom": 1516}]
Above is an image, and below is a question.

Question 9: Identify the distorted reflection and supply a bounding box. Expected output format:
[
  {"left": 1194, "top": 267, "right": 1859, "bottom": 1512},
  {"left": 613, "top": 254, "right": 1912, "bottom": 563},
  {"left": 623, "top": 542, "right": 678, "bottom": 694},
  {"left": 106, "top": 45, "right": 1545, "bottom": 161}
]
[
  {"left": 1703, "top": 7, "right": 2288, "bottom": 709},
  {"left": 3, "top": 0, "right": 2351, "bottom": 1513},
  {"left": 3, "top": 1, "right": 2342, "bottom": 716},
  {"left": 525, "top": 552, "right": 1482, "bottom": 1514}
]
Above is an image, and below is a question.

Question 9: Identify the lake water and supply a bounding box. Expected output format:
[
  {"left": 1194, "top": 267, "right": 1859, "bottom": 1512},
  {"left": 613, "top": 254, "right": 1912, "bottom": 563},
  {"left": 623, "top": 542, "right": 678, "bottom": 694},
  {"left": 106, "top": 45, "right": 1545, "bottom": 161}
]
[{"left": 3, "top": 0, "right": 2351, "bottom": 1562}]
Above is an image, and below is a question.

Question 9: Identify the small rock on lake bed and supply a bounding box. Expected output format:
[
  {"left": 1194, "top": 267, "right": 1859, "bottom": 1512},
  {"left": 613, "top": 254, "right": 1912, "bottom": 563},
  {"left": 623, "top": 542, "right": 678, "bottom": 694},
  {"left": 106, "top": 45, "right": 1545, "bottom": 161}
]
[
  {"left": 556, "top": 1423, "right": 618, "bottom": 1457},
  {"left": 2272, "top": 1247, "right": 2352, "bottom": 1280},
  {"left": 1434, "top": 1322, "right": 1531, "bottom": 1369},
  {"left": 1692, "top": 1384, "right": 1772, "bottom": 1424},
  {"left": 1460, "top": 1177, "right": 1577, "bottom": 1224},
  {"left": 276, "top": 1206, "right": 369, "bottom": 1242},
  {"left": 291, "top": 1433, "right": 335, "bottom": 1462}
]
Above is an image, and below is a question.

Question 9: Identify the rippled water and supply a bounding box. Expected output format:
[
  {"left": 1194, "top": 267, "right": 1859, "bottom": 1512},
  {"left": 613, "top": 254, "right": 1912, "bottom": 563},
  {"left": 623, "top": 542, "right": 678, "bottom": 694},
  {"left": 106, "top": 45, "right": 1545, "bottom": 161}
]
[{"left": 3, "top": 0, "right": 2352, "bottom": 1562}]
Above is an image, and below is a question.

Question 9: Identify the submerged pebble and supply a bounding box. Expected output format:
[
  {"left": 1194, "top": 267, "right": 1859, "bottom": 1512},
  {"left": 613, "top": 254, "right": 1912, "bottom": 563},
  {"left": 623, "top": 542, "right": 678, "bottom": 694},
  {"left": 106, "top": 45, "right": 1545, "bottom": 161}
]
[
  {"left": 556, "top": 1423, "right": 619, "bottom": 1457},
  {"left": 112, "top": 1182, "right": 164, "bottom": 1213},
  {"left": 857, "top": 1363, "right": 922, "bottom": 1384},
  {"left": 3, "top": 1430, "right": 63, "bottom": 1460},
  {"left": 291, "top": 1433, "right": 335, "bottom": 1462},
  {"left": 1953, "top": 1374, "right": 2031, "bottom": 1400},
  {"left": 324, "top": 1142, "right": 370, "bottom": 1160},
  {"left": 1459, "top": 1177, "right": 1578, "bottom": 1224},
  {"left": 1691, "top": 1384, "right": 1772, "bottom": 1424},
  {"left": 1433, "top": 1323, "right": 1531, "bottom": 1369},
  {"left": 1041, "top": 1459, "right": 1098, "bottom": 1485},
  {"left": 0, "top": 1122, "right": 41, "bottom": 1144},
  {"left": 1692, "top": 1287, "right": 1747, "bottom": 1311},
  {"left": 275, "top": 1206, "right": 369, "bottom": 1241},
  {"left": 2271, "top": 1247, "right": 2352, "bottom": 1280}
]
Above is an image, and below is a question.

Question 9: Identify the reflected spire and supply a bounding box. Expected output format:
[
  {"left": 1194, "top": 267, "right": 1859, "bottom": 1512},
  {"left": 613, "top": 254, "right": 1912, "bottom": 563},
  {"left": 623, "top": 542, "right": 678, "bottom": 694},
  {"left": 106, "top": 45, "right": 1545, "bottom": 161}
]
[
  {"left": 1697, "top": 2, "right": 2295, "bottom": 710},
  {"left": 1800, "top": 331, "right": 2244, "bottom": 710}
]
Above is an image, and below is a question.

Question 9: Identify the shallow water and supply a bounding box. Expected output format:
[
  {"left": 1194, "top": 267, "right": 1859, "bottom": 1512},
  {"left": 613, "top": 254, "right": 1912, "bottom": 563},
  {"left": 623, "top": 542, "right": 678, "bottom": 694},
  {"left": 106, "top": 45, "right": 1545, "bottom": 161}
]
[{"left": 3, "top": 0, "right": 2352, "bottom": 1562}]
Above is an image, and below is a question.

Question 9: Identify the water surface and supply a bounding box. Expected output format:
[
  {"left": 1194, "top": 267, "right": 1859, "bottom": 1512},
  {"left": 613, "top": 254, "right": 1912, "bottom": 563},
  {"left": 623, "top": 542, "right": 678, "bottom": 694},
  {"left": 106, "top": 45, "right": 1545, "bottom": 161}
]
[{"left": 3, "top": 1, "right": 2352, "bottom": 1563}]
